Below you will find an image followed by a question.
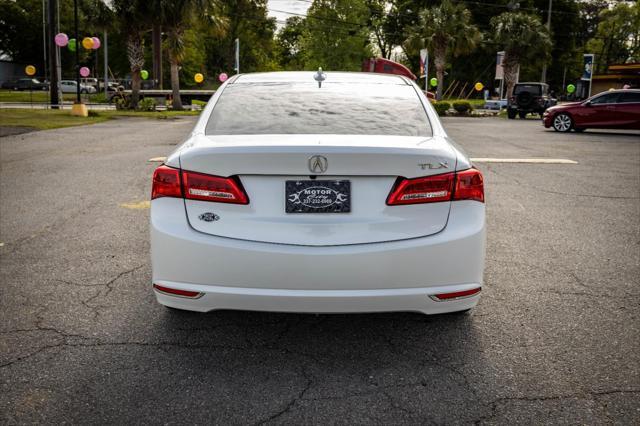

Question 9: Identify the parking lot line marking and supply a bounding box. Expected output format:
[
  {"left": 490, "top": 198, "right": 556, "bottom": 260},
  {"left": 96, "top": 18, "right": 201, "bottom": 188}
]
[
  {"left": 148, "top": 157, "right": 167, "bottom": 163},
  {"left": 471, "top": 158, "right": 578, "bottom": 164},
  {"left": 120, "top": 201, "right": 151, "bottom": 210}
]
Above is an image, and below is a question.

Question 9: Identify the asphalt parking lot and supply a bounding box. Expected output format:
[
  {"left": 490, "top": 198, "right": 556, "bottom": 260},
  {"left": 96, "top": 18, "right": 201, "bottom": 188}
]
[{"left": 1, "top": 116, "right": 638, "bottom": 424}]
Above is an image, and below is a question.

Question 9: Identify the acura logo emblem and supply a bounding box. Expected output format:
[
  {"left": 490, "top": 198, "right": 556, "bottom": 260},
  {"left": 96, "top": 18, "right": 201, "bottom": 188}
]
[{"left": 308, "top": 155, "right": 328, "bottom": 173}]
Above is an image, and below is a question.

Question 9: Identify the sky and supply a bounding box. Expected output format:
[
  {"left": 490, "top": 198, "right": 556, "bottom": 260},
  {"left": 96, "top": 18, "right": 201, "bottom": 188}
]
[{"left": 267, "top": 0, "right": 312, "bottom": 28}]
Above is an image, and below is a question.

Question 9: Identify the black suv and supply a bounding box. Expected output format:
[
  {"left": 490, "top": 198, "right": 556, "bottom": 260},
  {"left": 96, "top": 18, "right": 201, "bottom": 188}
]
[{"left": 507, "top": 82, "right": 556, "bottom": 119}]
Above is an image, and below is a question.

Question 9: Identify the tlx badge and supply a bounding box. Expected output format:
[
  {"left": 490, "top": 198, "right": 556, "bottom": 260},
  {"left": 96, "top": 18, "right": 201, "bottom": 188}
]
[{"left": 418, "top": 161, "right": 448, "bottom": 170}]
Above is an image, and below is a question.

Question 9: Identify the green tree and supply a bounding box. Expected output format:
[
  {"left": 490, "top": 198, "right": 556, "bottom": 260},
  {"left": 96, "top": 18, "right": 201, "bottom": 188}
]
[
  {"left": 301, "top": 0, "right": 373, "bottom": 71},
  {"left": 202, "top": 0, "right": 278, "bottom": 75},
  {"left": 490, "top": 11, "right": 552, "bottom": 98},
  {"left": 277, "top": 16, "right": 306, "bottom": 70},
  {"left": 407, "top": 0, "right": 481, "bottom": 99},
  {"left": 113, "top": 0, "right": 153, "bottom": 108},
  {"left": 586, "top": 1, "right": 640, "bottom": 73},
  {"left": 158, "top": 0, "right": 226, "bottom": 109}
]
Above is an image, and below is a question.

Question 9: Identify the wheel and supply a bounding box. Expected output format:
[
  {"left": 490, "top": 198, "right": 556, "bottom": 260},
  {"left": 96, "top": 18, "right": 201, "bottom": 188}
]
[
  {"left": 518, "top": 111, "right": 527, "bottom": 119},
  {"left": 552, "top": 113, "right": 573, "bottom": 132},
  {"left": 574, "top": 128, "right": 585, "bottom": 133},
  {"left": 507, "top": 109, "right": 517, "bottom": 119}
]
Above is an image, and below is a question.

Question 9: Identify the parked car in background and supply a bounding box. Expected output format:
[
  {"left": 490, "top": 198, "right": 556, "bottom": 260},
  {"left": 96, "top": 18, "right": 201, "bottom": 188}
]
[
  {"left": 59, "top": 80, "right": 97, "bottom": 94},
  {"left": 543, "top": 89, "right": 640, "bottom": 132},
  {"left": 507, "top": 82, "right": 557, "bottom": 119},
  {"left": 150, "top": 71, "right": 485, "bottom": 315},
  {"left": 80, "top": 78, "right": 99, "bottom": 88},
  {"left": 2, "top": 78, "right": 49, "bottom": 91}
]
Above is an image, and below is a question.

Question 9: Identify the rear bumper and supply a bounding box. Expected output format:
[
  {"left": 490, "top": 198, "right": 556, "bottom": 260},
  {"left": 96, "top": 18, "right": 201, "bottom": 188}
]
[
  {"left": 154, "top": 282, "right": 481, "bottom": 314},
  {"left": 150, "top": 198, "right": 485, "bottom": 314}
]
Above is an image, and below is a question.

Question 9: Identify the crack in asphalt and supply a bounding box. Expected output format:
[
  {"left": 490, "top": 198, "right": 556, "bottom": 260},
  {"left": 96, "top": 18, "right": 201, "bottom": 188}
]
[
  {"left": 484, "top": 163, "right": 640, "bottom": 200},
  {"left": 486, "top": 258, "right": 638, "bottom": 299},
  {"left": 0, "top": 201, "right": 100, "bottom": 252},
  {"left": 252, "top": 365, "right": 314, "bottom": 425},
  {"left": 473, "top": 389, "right": 640, "bottom": 425}
]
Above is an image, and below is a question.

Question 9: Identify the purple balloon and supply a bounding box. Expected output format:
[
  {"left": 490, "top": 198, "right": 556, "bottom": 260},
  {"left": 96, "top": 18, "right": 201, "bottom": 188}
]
[
  {"left": 55, "top": 33, "right": 69, "bottom": 47},
  {"left": 91, "top": 37, "right": 101, "bottom": 49},
  {"left": 80, "top": 67, "right": 90, "bottom": 77}
]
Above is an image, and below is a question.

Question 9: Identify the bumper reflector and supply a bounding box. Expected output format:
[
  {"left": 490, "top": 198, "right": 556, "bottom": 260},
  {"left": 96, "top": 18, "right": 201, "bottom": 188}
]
[
  {"left": 430, "top": 287, "right": 481, "bottom": 301},
  {"left": 153, "top": 284, "right": 203, "bottom": 298}
]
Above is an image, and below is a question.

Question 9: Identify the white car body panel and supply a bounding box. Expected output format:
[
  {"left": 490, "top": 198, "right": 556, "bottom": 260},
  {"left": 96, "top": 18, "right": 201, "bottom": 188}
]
[
  {"left": 150, "top": 71, "right": 485, "bottom": 314},
  {"left": 152, "top": 198, "right": 484, "bottom": 314}
]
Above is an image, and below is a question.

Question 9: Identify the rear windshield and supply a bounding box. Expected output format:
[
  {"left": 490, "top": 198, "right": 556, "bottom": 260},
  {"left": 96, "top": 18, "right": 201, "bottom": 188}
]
[
  {"left": 514, "top": 85, "right": 542, "bottom": 95},
  {"left": 205, "top": 83, "right": 432, "bottom": 137}
]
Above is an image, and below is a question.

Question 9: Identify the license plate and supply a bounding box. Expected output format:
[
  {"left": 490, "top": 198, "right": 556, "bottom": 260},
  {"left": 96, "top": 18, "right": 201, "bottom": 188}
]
[{"left": 285, "top": 180, "right": 351, "bottom": 213}]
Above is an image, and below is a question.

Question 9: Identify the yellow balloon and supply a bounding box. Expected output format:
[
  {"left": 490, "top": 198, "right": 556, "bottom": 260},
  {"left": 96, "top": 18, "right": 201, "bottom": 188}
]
[
  {"left": 474, "top": 82, "right": 484, "bottom": 91},
  {"left": 25, "top": 65, "right": 36, "bottom": 76},
  {"left": 194, "top": 73, "right": 204, "bottom": 83},
  {"left": 82, "top": 37, "right": 94, "bottom": 49}
]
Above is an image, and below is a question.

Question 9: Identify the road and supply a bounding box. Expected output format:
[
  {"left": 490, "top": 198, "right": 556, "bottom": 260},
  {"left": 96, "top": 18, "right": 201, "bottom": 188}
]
[{"left": 1, "top": 116, "right": 638, "bottom": 424}]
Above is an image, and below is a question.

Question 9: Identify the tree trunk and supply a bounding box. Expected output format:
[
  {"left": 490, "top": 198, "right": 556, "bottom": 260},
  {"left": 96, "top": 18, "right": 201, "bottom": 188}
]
[
  {"left": 170, "top": 58, "right": 183, "bottom": 111},
  {"left": 503, "top": 51, "right": 519, "bottom": 99},
  {"left": 152, "top": 23, "right": 163, "bottom": 90},
  {"left": 127, "top": 34, "right": 145, "bottom": 109},
  {"left": 434, "top": 45, "right": 447, "bottom": 101}
]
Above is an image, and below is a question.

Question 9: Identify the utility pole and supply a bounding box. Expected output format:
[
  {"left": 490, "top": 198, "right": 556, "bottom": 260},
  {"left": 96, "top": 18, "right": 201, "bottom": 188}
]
[
  {"left": 73, "top": 0, "right": 80, "bottom": 103},
  {"left": 234, "top": 38, "right": 240, "bottom": 74},
  {"left": 42, "top": 0, "right": 48, "bottom": 81},
  {"left": 47, "top": 0, "right": 59, "bottom": 108},
  {"left": 152, "top": 24, "right": 162, "bottom": 89},
  {"left": 541, "top": 0, "right": 552, "bottom": 83},
  {"left": 103, "top": 31, "right": 108, "bottom": 97}
]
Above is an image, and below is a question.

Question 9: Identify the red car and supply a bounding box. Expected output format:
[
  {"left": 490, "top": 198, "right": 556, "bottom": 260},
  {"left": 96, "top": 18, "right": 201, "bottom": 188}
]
[{"left": 543, "top": 89, "right": 640, "bottom": 132}]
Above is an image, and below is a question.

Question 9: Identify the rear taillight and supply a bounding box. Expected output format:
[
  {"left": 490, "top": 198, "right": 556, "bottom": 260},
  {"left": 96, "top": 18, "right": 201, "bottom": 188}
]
[
  {"left": 452, "top": 168, "right": 484, "bottom": 202},
  {"left": 386, "top": 168, "right": 484, "bottom": 205},
  {"left": 182, "top": 170, "right": 249, "bottom": 204},
  {"left": 151, "top": 165, "right": 249, "bottom": 204},
  {"left": 153, "top": 284, "right": 203, "bottom": 298},
  {"left": 386, "top": 172, "right": 455, "bottom": 205},
  {"left": 151, "top": 165, "right": 181, "bottom": 199}
]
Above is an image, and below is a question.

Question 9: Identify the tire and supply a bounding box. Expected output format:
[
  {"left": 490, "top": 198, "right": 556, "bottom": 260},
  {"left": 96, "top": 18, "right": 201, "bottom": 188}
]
[
  {"left": 507, "top": 109, "right": 517, "bottom": 119},
  {"left": 518, "top": 111, "right": 527, "bottom": 119},
  {"left": 552, "top": 113, "right": 573, "bottom": 132}
]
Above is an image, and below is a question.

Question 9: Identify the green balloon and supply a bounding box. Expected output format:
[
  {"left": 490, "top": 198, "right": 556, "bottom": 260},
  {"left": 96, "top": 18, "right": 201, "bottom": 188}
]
[
  {"left": 140, "top": 70, "right": 149, "bottom": 80},
  {"left": 567, "top": 84, "right": 576, "bottom": 94},
  {"left": 430, "top": 77, "right": 438, "bottom": 87},
  {"left": 68, "top": 38, "right": 76, "bottom": 52}
]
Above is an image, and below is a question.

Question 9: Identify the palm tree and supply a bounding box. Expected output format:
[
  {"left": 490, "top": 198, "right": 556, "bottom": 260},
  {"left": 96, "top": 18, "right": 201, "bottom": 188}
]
[
  {"left": 159, "top": 0, "right": 226, "bottom": 110},
  {"left": 407, "top": 0, "right": 481, "bottom": 100},
  {"left": 491, "top": 12, "right": 552, "bottom": 99},
  {"left": 113, "top": 0, "right": 153, "bottom": 109}
]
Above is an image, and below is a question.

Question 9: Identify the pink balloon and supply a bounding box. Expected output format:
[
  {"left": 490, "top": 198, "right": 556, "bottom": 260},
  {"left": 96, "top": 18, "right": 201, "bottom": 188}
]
[
  {"left": 219, "top": 73, "right": 228, "bottom": 82},
  {"left": 80, "top": 67, "right": 90, "bottom": 77},
  {"left": 55, "top": 33, "right": 69, "bottom": 47},
  {"left": 91, "top": 37, "right": 101, "bottom": 49}
]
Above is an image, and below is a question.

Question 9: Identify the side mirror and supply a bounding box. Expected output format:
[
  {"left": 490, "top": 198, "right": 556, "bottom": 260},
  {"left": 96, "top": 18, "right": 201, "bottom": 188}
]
[{"left": 584, "top": 100, "right": 592, "bottom": 107}]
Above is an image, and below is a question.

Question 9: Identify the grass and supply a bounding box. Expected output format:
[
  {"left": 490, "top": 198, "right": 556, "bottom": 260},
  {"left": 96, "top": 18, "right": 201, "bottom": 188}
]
[
  {"left": 0, "top": 108, "right": 200, "bottom": 131},
  {"left": 443, "top": 98, "right": 487, "bottom": 108},
  {"left": 0, "top": 89, "right": 110, "bottom": 104}
]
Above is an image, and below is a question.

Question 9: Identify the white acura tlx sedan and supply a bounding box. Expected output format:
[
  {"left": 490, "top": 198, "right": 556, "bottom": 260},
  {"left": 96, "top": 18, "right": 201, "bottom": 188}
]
[{"left": 150, "top": 71, "right": 485, "bottom": 315}]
